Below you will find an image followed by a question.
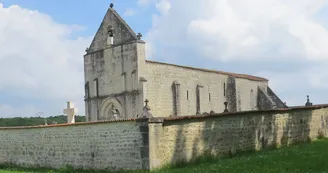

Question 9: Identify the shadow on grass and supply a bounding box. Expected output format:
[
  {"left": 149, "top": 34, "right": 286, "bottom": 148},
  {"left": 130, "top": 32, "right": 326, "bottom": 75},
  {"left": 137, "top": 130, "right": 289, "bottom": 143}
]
[{"left": 161, "top": 137, "right": 327, "bottom": 171}]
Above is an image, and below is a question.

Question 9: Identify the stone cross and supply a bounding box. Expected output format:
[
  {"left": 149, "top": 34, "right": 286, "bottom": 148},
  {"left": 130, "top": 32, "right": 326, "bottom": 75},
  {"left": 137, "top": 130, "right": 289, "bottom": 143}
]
[
  {"left": 224, "top": 101, "right": 229, "bottom": 113},
  {"left": 305, "top": 95, "right": 313, "bottom": 106},
  {"left": 63, "top": 101, "right": 78, "bottom": 124},
  {"left": 142, "top": 99, "right": 152, "bottom": 118},
  {"left": 145, "top": 99, "right": 149, "bottom": 106},
  {"left": 137, "top": 33, "right": 142, "bottom": 40}
]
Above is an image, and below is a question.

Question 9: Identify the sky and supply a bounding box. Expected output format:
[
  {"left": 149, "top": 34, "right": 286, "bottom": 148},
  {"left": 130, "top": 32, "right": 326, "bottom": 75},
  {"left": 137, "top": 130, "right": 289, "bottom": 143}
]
[{"left": 0, "top": 0, "right": 328, "bottom": 118}]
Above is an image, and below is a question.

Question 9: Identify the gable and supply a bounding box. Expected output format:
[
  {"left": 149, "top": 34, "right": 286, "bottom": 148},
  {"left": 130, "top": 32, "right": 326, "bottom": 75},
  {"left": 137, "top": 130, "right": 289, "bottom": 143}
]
[{"left": 88, "top": 7, "right": 138, "bottom": 53}]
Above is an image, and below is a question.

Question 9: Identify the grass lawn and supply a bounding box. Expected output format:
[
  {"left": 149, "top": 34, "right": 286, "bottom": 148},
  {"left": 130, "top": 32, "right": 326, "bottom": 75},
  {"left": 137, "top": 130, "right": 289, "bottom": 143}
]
[{"left": 1, "top": 138, "right": 328, "bottom": 173}]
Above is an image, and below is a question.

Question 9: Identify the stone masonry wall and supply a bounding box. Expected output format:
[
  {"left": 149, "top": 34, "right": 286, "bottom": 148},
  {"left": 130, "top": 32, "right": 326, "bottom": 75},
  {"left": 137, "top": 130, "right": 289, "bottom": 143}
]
[
  {"left": 148, "top": 105, "right": 328, "bottom": 169},
  {"left": 2, "top": 105, "right": 328, "bottom": 171},
  {"left": 84, "top": 6, "right": 147, "bottom": 121},
  {"left": 143, "top": 61, "right": 268, "bottom": 117},
  {"left": 0, "top": 119, "right": 149, "bottom": 171},
  {"left": 84, "top": 41, "right": 147, "bottom": 121}
]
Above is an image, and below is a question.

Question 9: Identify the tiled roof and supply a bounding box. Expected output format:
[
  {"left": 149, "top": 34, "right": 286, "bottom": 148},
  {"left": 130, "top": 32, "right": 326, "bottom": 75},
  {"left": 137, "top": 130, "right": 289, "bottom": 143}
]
[
  {"left": 2, "top": 104, "right": 328, "bottom": 129},
  {"left": 0, "top": 118, "right": 144, "bottom": 130},
  {"left": 145, "top": 60, "right": 268, "bottom": 82},
  {"left": 160, "top": 104, "right": 328, "bottom": 122}
]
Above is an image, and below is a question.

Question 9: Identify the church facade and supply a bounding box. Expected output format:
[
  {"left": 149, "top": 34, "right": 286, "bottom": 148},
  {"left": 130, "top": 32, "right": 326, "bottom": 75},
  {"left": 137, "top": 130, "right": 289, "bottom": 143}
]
[{"left": 83, "top": 4, "right": 287, "bottom": 122}]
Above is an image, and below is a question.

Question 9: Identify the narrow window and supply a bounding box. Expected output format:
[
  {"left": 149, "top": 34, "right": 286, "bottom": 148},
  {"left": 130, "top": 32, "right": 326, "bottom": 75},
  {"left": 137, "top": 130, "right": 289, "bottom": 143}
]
[
  {"left": 224, "top": 82, "right": 226, "bottom": 96},
  {"left": 187, "top": 90, "right": 189, "bottom": 100},
  {"left": 209, "top": 93, "right": 211, "bottom": 101},
  {"left": 93, "top": 78, "right": 99, "bottom": 97}
]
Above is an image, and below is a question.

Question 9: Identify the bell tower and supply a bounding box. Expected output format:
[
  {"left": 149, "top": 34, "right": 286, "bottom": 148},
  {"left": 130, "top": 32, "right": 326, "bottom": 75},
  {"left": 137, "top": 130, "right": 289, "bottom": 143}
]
[{"left": 83, "top": 3, "right": 147, "bottom": 121}]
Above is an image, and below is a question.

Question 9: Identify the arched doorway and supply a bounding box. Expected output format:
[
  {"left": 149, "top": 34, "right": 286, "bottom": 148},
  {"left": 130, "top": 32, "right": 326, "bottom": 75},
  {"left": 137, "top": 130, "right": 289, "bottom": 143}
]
[{"left": 99, "top": 98, "right": 124, "bottom": 120}]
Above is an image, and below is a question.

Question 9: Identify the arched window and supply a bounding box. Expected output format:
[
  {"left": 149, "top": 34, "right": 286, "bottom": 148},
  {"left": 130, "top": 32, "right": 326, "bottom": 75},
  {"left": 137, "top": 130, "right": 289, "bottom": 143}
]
[{"left": 107, "top": 25, "right": 114, "bottom": 45}]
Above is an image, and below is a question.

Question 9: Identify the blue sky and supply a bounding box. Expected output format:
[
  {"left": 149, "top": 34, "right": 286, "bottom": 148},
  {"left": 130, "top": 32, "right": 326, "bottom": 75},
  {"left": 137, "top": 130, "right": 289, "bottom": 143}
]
[
  {"left": 0, "top": 0, "right": 328, "bottom": 117},
  {"left": 0, "top": 0, "right": 153, "bottom": 37}
]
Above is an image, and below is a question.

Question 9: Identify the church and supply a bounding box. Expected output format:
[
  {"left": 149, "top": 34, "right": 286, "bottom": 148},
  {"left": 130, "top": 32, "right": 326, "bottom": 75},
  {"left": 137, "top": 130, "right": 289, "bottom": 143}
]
[{"left": 83, "top": 4, "right": 287, "bottom": 122}]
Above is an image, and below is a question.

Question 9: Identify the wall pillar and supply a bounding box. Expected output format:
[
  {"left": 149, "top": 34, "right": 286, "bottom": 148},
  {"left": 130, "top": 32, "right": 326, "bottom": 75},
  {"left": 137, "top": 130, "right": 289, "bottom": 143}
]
[
  {"left": 172, "top": 81, "right": 181, "bottom": 116},
  {"left": 137, "top": 118, "right": 150, "bottom": 170},
  {"left": 196, "top": 85, "right": 203, "bottom": 115},
  {"left": 226, "top": 75, "right": 237, "bottom": 112}
]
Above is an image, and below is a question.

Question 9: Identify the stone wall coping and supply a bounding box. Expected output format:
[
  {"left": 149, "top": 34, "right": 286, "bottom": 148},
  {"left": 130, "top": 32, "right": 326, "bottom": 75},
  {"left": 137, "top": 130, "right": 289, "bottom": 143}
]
[
  {"left": 0, "top": 118, "right": 148, "bottom": 130},
  {"left": 2, "top": 104, "right": 327, "bottom": 129},
  {"left": 156, "top": 104, "right": 328, "bottom": 123},
  {"left": 148, "top": 117, "right": 164, "bottom": 123}
]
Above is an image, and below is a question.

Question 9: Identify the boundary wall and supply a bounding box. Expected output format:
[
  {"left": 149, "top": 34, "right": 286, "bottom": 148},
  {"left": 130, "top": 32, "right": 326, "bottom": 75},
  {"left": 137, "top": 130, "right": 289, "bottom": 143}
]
[
  {"left": 1, "top": 105, "right": 328, "bottom": 171},
  {"left": 148, "top": 104, "right": 328, "bottom": 169},
  {"left": 0, "top": 119, "right": 149, "bottom": 171}
]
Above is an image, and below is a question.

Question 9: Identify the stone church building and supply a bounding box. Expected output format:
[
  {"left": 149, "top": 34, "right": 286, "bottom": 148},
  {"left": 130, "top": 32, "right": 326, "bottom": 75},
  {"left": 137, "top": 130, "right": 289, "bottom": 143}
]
[{"left": 83, "top": 4, "right": 287, "bottom": 122}]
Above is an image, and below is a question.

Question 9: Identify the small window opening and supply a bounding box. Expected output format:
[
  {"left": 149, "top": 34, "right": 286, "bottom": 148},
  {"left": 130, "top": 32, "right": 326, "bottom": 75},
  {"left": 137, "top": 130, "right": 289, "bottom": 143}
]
[
  {"left": 224, "top": 83, "right": 226, "bottom": 96},
  {"left": 187, "top": 90, "right": 189, "bottom": 100}
]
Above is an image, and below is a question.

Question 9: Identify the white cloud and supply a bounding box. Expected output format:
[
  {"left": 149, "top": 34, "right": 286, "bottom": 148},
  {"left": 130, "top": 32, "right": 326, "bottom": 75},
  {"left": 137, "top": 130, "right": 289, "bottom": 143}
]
[
  {"left": 144, "top": 0, "right": 328, "bottom": 105},
  {"left": 124, "top": 8, "right": 136, "bottom": 16},
  {"left": 146, "top": 0, "right": 328, "bottom": 61},
  {"left": 0, "top": 3, "right": 90, "bottom": 117},
  {"left": 156, "top": 0, "right": 171, "bottom": 15}
]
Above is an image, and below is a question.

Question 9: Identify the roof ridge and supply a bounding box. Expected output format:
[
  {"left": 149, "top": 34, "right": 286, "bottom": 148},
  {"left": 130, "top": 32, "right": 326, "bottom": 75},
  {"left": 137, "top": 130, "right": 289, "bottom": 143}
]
[{"left": 145, "top": 60, "right": 268, "bottom": 81}]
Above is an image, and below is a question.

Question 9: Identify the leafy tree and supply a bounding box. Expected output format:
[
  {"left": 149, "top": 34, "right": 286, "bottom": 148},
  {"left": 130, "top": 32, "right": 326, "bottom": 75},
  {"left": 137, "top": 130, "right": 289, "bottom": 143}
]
[{"left": 0, "top": 115, "right": 86, "bottom": 127}]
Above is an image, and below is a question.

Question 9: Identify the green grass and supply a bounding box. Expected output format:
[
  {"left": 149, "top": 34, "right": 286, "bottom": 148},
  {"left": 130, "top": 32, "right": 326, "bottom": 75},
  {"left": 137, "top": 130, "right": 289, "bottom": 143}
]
[{"left": 2, "top": 139, "right": 328, "bottom": 173}]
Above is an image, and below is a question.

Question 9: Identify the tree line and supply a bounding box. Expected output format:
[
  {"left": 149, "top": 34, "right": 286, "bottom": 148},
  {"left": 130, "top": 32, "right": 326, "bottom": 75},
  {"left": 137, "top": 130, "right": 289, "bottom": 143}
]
[{"left": 0, "top": 115, "right": 86, "bottom": 127}]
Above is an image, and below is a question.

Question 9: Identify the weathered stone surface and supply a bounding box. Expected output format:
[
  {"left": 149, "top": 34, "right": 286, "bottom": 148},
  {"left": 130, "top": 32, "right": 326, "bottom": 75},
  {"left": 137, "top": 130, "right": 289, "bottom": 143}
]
[
  {"left": 257, "top": 87, "right": 276, "bottom": 110},
  {"left": 226, "top": 75, "right": 236, "bottom": 112},
  {"left": 148, "top": 106, "right": 328, "bottom": 169},
  {"left": 143, "top": 61, "right": 272, "bottom": 117},
  {"left": 267, "top": 86, "right": 287, "bottom": 108},
  {"left": 84, "top": 40, "right": 146, "bottom": 121},
  {"left": 88, "top": 7, "right": 138, "bottom": 52},
  {"left": 0, "top": 121, "right": 149, "bottom": 171}
]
